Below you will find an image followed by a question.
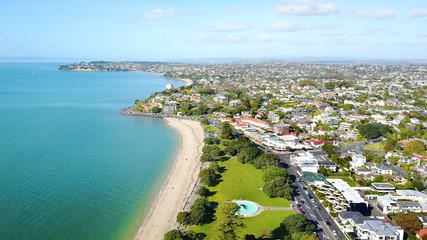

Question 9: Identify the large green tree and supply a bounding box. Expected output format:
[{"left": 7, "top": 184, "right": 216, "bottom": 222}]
[
  {"left": 281, "top": 213, "right": 316, "bottom": 233},
  {"left": 263, "top": 177, "right": 293, "bottom": 199},
  {"left": 213, "top": 202, "right": 246, "bottom": 240},
  {"left": 189, "top": 197, "right": 213, "bottom": 225},
  {"left": 321, "top": 142, "right": 338, "bottom": 157},
  {"left": 404, "top": 140, "right": 425, "bottom": 154},
  {"left": 395, "top": 213, "right": 422, "bottom": 234},
  {"left": 357, "top": 123, "right": 391, "bottom": 139},
  {"left": 164, "top": 229, "right": 185, "bottom": 240},
  {"left": 252, "top": 153, "right": 280, "bottom": 169},
  {"left": 219, "top": 122, "right": 234, "bottom": 139},
  {"left": 262, "top": 167, "right": 289, "bottom": 183}
]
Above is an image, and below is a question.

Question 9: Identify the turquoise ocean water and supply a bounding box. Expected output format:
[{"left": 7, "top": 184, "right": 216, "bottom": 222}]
[{"left": 0, "top": 63, "right": 185, "bottom": 240}]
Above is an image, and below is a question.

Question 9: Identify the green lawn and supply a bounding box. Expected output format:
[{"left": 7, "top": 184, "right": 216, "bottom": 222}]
[
  {"left": 190, "top": 158, "right": 291, "bottom": 239},
  {"left": 208, "top": 159, "right": 290, "bottom": 207},
  {"left": 364, "top": 142, "right": 384, "bottom": 151},
  {"left": 203, "top": 125, "right": 218, "bottom": 132},
  {"left": 328, "top": 176, "right": 357, "bottom": 187},
  {"left": 192, "top": 210, "right": 293, "bottom": 239}
]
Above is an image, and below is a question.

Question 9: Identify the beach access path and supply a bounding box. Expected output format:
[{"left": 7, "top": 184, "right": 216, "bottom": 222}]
[{"left": 134, "top": 118, "right": 204, "bottom": 240}]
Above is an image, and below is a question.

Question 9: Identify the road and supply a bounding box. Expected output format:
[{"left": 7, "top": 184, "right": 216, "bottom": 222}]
[{"left": 277, "top": 153, "right": 348, "bottom": 240}]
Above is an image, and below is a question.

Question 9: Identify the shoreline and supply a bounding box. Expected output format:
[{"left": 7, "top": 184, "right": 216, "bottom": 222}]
[
  {"left": 134, "top": 118, "right": 204, "bottom": 240},
  {"left": 58, "top": 69, "right": 194, "bottom": 86}
]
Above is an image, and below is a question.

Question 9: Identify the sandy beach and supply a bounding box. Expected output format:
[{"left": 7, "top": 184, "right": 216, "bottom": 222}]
[{"left": 134, "top": 118, "right": 204, "bottom": 240}]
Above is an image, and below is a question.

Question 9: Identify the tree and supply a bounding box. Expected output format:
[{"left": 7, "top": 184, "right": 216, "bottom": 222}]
[
  {"left": 253, "top": 153, "right": 280, "bottom": 169},
  {"left": 189, "top": 197, "right": 213, "bottom": 225},
  {"left": 219, "top": 122, "right": 234, "bottom": 139},
  {"left": 201, "top": 174, "right": 216, "bottom": 187},
  {"left": 151, "top": 106, "right": 162, "bottom": 113},
  {"left": 384, "top": 143, "right": 394, "bottom": 152},
  {"left": 357, "top": 123, "right": 391, "bottom": 139},
  {"left": 196, "top": 186, "right": 210, "bottom": 197},
  {"left": 412, "top": 180, "right": 424, "bottom": 190},
  {"left": 394, "top": 213, "right": 421, "bottom": 234},
  {"left": 238, "top": 147, "right": 262, "bottom": 164},
  {"left": 213, "top": 202, "right": 245, "bottom": 240},
  {"left": 164, "top": 229, "right": 185, "bottom": 240},
  {"left": 263, "top": 177, "right": 293, "bottom": 199},
  {"left": 176, "top": 211, "right": 191, "bottom": 225},
  {"left": 404, "top": 140, "right": 425, "bottom": 154},
  {"left": 263, "top": 167, "right": 289, "bottom": 183},
  {"left": 300, "top": 234, "right": 320, "bottom": 240},
  {"left": 210, "top": 161, "right": 220, "bottom": 172},
  {"left": 318, "top": 166, "right": 329, "bottom": 176},
  {"left": 281, "top": 213, "right": 316, "bottom": 233},
  {"left": 244, "top": 234, "right": 257, "bottom": 240},
  {"left": 321, "top": 142, "right": 338, "bottom": 157}
]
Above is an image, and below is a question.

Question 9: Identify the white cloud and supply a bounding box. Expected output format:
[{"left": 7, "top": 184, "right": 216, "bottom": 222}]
[
  {"left": 407, "top": 9, "right": 427, "bottom": 18},
  {"left": 266, "top": 21, "right": 336, "bottom": 32},
  {"left": 418, "top": 33, "right": 427, "bottom": 37},
  {"left": 0, "top": 38, "right": 5, "bottom": 43},
  {"left": 352, "top": 9, "right": 396, "bottom": 19},
  {"left": 139, "top": 8, "right": 174, "bottom": 19},
  {"left": 273, "top": 0, "right": 339, "bottom": 16},
  {"left": 201, "top": 22, "right": 252, "bottom": 32}
]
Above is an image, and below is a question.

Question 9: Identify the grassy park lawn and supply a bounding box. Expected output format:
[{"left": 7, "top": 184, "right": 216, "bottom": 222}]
[
  {"left": 364, "top": 142, "right": 384, "bottom": 151},
  {"left": 203, "top": 125, "right": 218, "bottom": 133},
  {"left": 191, "top": 158, "right": 292, "bottom": 238},
  {"left": 192, "top": 210, "right": 293, "bottom": 239},
  {"left": 209, "top": 159, "right": 290, "bottom": 207},
  {"left": 328, "top": 176, "right": 357, "bottom": 187}
]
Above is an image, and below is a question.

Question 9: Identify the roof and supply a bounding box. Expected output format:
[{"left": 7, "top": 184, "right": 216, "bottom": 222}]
[
  {"left": 416, "top": 229, "right": 427, "bottom": 238},
  {"left": 397, "top": 201, "right": 421, "bottom": 208},
  {"left": 274, "top": 123, "right": 290, "bottom": 127},
  {"left": 372, "top": 183, "right": 395, "bottom": 190},
  {"left": 338, "top": 211, "right": 371, "bottom": 224},
  {"left": 359, "top": 220, "right": 402, "bottom": 236},
  {"left": 396, "top": 190, "right": 427, "bottom": 198},
  {"left": 327, "top": 179, "right": 366, "bottom": 204}
]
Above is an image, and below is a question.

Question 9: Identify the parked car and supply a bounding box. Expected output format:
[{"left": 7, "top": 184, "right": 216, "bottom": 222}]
[
  {"left": 298, "top": 208, "right": 303, "bottom": 211},
  {"left": 332, "top": 230, "right": 337, "bottom": 236}
]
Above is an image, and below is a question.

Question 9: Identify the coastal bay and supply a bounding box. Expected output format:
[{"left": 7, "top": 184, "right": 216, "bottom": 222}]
[
  {"left": 135, "top": 118, "right": 204, "bottom": 240},
  {"left": 0, "top": 63, "right": 187, "bottom": 240}
]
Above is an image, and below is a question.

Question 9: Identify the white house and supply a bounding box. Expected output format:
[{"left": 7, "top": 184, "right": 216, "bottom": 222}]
[{"left": 356, "top": 220, "right": 404, "bottom": 240}]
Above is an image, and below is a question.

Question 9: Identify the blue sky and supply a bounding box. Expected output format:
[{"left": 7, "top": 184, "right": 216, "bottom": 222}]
[{"left": 1, "top": 0, "right": 426, "bottom": 60}]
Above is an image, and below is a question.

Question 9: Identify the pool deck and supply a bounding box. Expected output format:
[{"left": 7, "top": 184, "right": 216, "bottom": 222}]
[{"left": 231, "top": 199, "right": 292, "bottom": 217}]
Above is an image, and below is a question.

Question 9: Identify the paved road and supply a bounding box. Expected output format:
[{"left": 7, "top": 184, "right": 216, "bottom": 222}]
[{"left": 275, "top": 153, "right": 347, "bottom": 240}]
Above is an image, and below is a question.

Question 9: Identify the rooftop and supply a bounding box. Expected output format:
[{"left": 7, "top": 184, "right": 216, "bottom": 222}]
[
  {"left": 327, "top": 178, "right": 366, "bottom": 204},
  {"left": 359, "top": 220, "right": 402, "bottom": 236},
  {"left": 371, "top": 183, "right": 396, "bottom": 190}
]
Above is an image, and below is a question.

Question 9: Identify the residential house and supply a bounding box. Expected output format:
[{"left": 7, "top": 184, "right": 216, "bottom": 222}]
[{"left": 356, "top": 220, "right": 404, "bottom": 240}]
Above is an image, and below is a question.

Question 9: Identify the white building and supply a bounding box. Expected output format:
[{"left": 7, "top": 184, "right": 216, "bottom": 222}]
[
  {"left": 356, "top": 220, "right": 404, "bottom": 240},
  {"left": 349, "top": 152, "right": 367, "bottom": 169}
]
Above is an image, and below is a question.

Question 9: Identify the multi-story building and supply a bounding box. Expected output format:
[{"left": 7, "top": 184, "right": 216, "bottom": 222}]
[{"left": 356, "top": 220, "right": 404, "bottom": 240}]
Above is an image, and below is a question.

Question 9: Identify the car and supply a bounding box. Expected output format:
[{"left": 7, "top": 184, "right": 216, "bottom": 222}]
[
  {"left": 298, "top": 207, "right": 303, "bottom": 211},
  {"left": 332, "top": 230, "right": 337, "bottom": 236},
  {"left": 301, "top": 210, "right": 305, "bottom": 214},
  {"left": 323, "top": 216, "right": 328, "bottom": 222}
]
